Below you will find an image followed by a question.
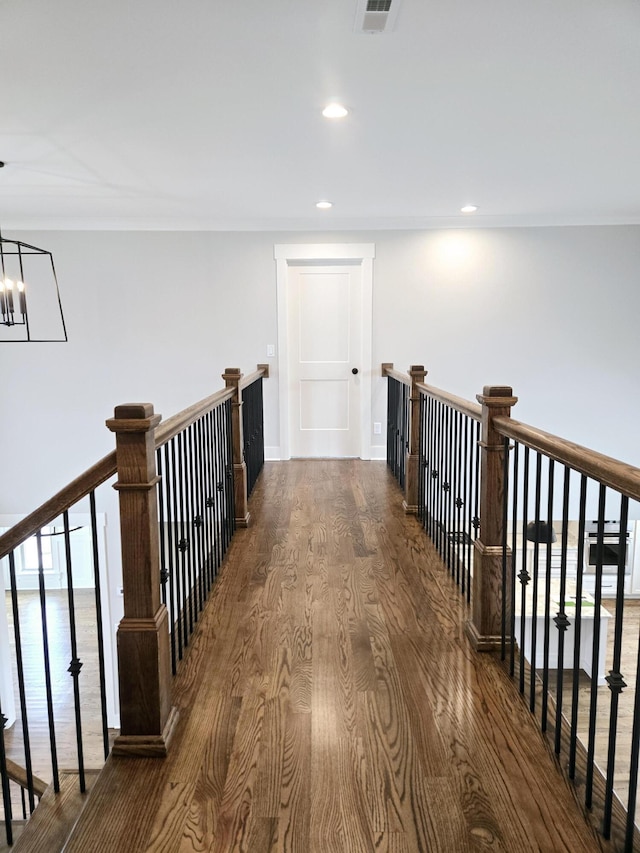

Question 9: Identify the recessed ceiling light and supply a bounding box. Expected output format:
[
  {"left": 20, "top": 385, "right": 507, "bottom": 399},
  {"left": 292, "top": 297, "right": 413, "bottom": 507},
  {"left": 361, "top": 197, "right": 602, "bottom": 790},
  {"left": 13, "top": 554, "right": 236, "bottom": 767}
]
[
  {"left": 316, "top": 200, "right": 333, "bottom": 209},
  {"left": 322, "top": 103, "right": 349, "bottom": 119},
  {"left": 461, "top": 205, "right": 478, "bottom": 214}
]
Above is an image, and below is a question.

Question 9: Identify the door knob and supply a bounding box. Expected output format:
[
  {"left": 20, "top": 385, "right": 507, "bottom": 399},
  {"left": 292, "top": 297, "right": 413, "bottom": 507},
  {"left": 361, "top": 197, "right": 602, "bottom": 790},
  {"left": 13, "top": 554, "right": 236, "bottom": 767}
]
[{"left": 352, "top": 368, "right": 359, "bottom": 375}]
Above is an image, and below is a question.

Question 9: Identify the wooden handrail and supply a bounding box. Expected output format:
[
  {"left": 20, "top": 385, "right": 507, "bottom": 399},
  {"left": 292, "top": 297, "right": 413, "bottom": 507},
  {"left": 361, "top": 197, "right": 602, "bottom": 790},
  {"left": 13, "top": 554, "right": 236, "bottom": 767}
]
[
  {"left": 493, "top": 415, "right": 640, "bottom": 502},
  {"left": 416, "top": 381, "right": 482, "bottom": 422},
  {"left": 5, "top": 758, "right": 48, "bottom": 798},
  {"left": 381, "top": 363, "right": 411, "bottom": 386},
  {"left": 0, "top": 452, "right": 117, "bottom": 561},
  {"left": 155, "top": 387, "right": 235, "bottom": 449},
  {"left": 0, "top": 365, "right": 269, "bottom": 561},
  {"left": 240, "top": 364, "right": 269, "bottom": 390}
]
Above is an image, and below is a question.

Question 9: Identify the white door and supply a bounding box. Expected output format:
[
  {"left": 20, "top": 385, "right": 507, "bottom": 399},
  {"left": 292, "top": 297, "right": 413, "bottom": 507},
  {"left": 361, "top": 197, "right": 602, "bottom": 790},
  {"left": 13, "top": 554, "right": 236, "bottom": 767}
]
[{"left": 288, "top": 263, "right": 362, "bottom": 457}]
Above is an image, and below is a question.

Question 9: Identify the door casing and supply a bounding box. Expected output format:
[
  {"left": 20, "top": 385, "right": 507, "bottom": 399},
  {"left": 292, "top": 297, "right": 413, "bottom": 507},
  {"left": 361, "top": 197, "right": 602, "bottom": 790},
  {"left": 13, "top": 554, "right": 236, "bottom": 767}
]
[{"left": 275, "top": 243, "right": 375, "bottom": 461}]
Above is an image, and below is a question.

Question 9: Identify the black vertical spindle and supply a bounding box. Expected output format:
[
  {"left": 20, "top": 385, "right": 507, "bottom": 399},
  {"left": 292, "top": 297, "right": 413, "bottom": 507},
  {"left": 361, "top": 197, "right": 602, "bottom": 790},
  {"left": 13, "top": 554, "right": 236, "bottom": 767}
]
[
  {"left": 0, "top": 699, "right": 12, "bottom": 847},
  {"left": 171, "top": 436, "right": 185, "bottom": 660},
  {"left": 36, "top": 529, "right": 59, "bottom": 792},
  {"left": 586, "top": 484, "right": 607, "bottom": 809},
  {"left": 509, "top": 442, "right": 519, "bottom": 677},
  {"left": 569, "top": 475, "right": 588, "bottom": 780},
  {"left": 529, "top": 452, "right": 543, "bottom": 713},
  {"left": 540, "top": 459, "right": 555, "bottom": 732},
  {"left": 500, "top": 435, "right": 510, "bottom": 661},
  {"left": 163, "top": 444, "right": 178, "bottom": 673},
  {"left": 602, "top": 494, "right": 629, "bottom": 838},
  {"left": 8, "top": 551, "right": 35, "bottom": 811},
  {"left": 63, "top": 510, "right": 86, "bottom": 792},
  {"left": 625, "top": 622, "right": 640, "bottom": 850},
  {"left": 519, "top": 447, "right": 530, "bottom": 695},
  {"left": 88, "top": 491, "right": 110, "bottom": 759},
  {"left": 554, "top": 467, "right": 571, "bottom": 756}
]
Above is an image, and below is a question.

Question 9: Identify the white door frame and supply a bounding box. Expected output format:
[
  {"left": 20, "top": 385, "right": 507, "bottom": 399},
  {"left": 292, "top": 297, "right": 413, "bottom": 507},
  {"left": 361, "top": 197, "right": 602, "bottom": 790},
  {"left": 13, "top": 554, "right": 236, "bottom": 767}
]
[{"left": 275, "top": 243, "right": 375, "bottom": 461}]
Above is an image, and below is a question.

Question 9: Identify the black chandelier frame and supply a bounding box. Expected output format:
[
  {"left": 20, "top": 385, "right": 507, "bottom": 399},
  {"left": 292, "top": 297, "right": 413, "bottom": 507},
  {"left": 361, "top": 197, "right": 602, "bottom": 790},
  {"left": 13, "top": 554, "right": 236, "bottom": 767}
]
[{"left": 0, "top": 229, "right": 68, "bottom": 343}]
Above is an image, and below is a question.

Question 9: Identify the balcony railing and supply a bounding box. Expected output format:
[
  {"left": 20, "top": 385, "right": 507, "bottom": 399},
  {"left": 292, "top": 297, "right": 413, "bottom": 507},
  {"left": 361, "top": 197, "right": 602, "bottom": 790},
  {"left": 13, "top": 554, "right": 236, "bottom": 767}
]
[
  {"left": 383, "top": 362, "right": 640, "bottom": 851},
  {"left": 0, "top": 364, "right": 268, "bottom": 846}
]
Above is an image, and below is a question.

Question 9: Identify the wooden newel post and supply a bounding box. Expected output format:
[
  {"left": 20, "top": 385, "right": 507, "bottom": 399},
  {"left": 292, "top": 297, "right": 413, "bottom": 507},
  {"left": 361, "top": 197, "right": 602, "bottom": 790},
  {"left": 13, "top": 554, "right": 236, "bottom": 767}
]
[
  {"left": 465, "top": 386, "right": 518, "bottom": 652},
  {"left": 106, "top": 403, "right": 177, "bottom": 756},
  {"left": 403, "top": 365, "right": 427, "bottom": 514},
  {"left": 222, "top": 368, "right": 250, "bottom": 528}
]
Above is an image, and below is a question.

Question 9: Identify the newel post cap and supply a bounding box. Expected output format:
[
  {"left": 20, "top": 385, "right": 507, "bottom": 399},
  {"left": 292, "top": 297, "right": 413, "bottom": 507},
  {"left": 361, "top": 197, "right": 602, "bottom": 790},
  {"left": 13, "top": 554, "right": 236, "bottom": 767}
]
[
  {"left": 106, "top": 403, "right": 161, "bottom": 433},
  {"left": 222, "top": 367, "right": 243, "bottom": 386},
  {"left": 476, "top": 386, "right": 518, "bottom": 408}
]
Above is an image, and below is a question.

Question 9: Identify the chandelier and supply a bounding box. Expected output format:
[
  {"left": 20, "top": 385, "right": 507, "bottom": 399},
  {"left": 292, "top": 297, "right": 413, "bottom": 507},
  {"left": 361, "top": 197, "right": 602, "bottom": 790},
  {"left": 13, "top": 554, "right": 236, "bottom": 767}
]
[{"left": 0, "top": 229, "right": 68, "bottom": 342}]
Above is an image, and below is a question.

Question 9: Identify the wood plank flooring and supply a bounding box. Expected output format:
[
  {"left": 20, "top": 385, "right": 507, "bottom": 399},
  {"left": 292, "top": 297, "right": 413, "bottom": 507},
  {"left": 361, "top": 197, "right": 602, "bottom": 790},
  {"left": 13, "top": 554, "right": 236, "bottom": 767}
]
[{"left": 64, "top": 460, "right": 615, "bottom": 852}]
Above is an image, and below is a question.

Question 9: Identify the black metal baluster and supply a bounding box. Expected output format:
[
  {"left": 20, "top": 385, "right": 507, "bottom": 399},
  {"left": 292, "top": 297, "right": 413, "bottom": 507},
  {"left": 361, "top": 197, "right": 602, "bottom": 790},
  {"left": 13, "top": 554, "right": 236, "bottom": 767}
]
[
  {"left": 463, "top": 415, "right": 470, "bottom": 598},
  {"left": 213, "top": 406, "right": 223, "bottom": 572},
  {"left": 209, "top": 408, "right": 220, "bottom": 576},
  {"left": 509, "top": 442, "right": 519, "bottom": 676},
  {"left": 625, "top": 621, "right": 640, "bottom": 850},
  {"left": 196, "top": 420, "right": 206, "bottom": 613},
  {"left": 455, "top": 410, "right": 463, "bottom": 587},
  {"left": 436, "top": 400, "right": 444, "bottom": 555},
  {"left": 554, "top": 467, "right": 571, "bottom": 756},
  {"left": 426, "top": 394, "right": 434, "bottom": 539},
  {"left": 242, "top": 383, "right": 251, "bottom": 494},
  {"left": 0, "top": 698, "right": 12, "bottom": 846},
  {"left": 519, "top": 447, "right": 530, "bottom": 695},
  {"left": 169, "top": 438, "right": 183, "bottom": 663},
  {"left": 62, "top": 510, "right": 86, "bottom": 792},
  {"left": 88, "top": 491, "right": 110, "bottom": 758},
  {"left": 602, "top": 494, "right": 629, "bottom": 838},
  {"left": 8, "top": 551, "right": 36, "bottom": 811},
  {"left": 36, "top": 529, "right": 59, "bottom": 792},
  {"left": 529, "top": 452, "right": 543, "bottom": 713},
  {"left": 203, "top": 410, "right": 215, "bottom": 590},
  {"left": 208, "top": 409, "right": 220, "bottom": 577},
  {"left": 200, "top": 413, "right": 210, "bottom": 591},
  {"left": 501, "top": 435, "right": 510, "bottom": 660},
  {"left": 185, "top": 424, "right": 197, "bottom": 630},
  {"left": 386, "top": 377, "right": 393, "bottom": 471},
  {"left": 540, "top": 459, "right": 555, "bottom": 732},
  {"left": 586, "top": 484, "right": 607, "bottom": 809},
  {"left": 443, "top": 403, "right": 450, "bottom": 563},
  {"left": 188, "top": 423, "right": 201, "bottom": 620},
  {"left": 176, "top": 432, "right": 189, "bottom": 652},
  {"left": 163, "top": 444, "right": 178, "bottom": 674},
  {"left": 256, "top": 377, "right": 265, "bottom": 487},
  {"left": 157, "top": 448, "right": 169, "bottom": 611},
  {"left": 473, "top": 419, "right": 481, "bottom": 547},
  {"left": 419, "top": 392, "right": 427, "bottom": 529},
  {"left": 569, "top": 475, "right": 587, "bottom": 780}
]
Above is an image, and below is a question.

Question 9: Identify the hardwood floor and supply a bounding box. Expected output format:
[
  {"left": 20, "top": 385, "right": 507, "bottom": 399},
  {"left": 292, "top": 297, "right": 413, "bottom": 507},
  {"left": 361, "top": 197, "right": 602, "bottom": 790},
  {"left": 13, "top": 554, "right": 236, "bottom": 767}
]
[{"left": 63, "top": 460, "right": 616, "bottom": 852}]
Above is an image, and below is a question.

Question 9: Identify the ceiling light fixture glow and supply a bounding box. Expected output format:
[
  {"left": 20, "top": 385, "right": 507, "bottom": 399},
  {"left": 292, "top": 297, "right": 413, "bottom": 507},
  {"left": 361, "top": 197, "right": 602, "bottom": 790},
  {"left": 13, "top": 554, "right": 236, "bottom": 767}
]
[
  {"left": 322, "top": 103, "right": 349, "bottom": 119},
  {"left": 461, "top": 205, "right": 478, "bottom": 214},
  {"left": 316, "top": 201, "right": 333, "bottom": 209}
]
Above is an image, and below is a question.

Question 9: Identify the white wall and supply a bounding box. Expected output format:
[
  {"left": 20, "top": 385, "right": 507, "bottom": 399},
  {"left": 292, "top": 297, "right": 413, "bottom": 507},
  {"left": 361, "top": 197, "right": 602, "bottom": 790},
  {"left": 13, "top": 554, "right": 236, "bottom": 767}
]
[
  {"left": 3, "top": 225, "right": 639, "bottom": 516},
  {"left": 2, "top": 223, "right": 639, "bottom": 718}
]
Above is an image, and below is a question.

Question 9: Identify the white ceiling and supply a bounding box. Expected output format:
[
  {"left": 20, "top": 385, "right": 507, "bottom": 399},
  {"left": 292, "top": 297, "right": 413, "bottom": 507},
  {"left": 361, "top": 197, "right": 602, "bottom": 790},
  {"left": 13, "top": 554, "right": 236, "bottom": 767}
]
[{"left": 2, "top": 0, "right": 640, "bottom": 231}]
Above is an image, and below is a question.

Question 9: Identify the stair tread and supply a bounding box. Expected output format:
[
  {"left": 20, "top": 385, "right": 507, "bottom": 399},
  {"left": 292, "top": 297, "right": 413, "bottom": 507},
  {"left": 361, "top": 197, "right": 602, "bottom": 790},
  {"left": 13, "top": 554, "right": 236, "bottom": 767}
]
[{"left": 9, "top": 769, "right": 100, "bottom": 853}]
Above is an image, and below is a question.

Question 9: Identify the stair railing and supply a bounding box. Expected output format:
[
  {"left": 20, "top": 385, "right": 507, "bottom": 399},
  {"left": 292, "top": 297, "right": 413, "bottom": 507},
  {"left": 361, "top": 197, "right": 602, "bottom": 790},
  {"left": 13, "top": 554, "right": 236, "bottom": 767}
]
[{"left": 0, "top": 364, "right": 268, "bottom": 844}]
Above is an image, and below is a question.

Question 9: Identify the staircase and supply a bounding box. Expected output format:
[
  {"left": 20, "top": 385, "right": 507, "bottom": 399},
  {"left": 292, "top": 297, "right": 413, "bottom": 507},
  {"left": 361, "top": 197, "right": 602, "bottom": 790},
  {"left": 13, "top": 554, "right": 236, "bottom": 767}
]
[{"left": 0, "top": 770, "right": 99, "bottom": 853}]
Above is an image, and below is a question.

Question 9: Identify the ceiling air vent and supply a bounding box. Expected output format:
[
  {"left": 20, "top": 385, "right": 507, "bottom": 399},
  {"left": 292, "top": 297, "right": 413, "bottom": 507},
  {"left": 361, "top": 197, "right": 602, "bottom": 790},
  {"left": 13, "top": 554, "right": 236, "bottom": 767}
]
[{"left": 354, "top": 0, "right": 402, "bottom": 34}]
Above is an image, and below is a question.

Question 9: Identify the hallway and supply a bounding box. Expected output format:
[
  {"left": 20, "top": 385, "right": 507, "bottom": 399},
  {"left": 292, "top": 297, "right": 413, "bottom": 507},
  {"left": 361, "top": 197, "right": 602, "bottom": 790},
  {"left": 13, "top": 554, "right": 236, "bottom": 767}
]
[{"left": 63, "top": 460, "right": 612, "bottom": 852}]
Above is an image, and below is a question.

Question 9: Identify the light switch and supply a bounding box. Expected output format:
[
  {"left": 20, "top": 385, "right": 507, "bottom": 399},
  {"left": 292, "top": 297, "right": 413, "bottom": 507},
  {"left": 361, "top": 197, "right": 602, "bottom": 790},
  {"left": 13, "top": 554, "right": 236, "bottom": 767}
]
[
  {"left": 266, "top": 344, "right": 276, "bottom": 357},
  {"left": 373, "top": 422, "right": 382, "bottom": 435}
]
